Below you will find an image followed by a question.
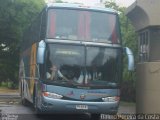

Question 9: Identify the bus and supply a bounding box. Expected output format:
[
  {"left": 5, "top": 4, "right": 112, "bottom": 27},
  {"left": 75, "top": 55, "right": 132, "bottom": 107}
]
[{"left": 19, "top": 3, "right": 134, "bottom": 120}]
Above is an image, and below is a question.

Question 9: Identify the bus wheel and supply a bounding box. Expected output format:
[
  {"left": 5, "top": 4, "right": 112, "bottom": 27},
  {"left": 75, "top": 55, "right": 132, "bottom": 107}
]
[
  {"left": 33, "top": 89, "right": 42, "bottom": 115},
  {"left": 21, "top": 84, "right": 28, "bottom": 106},
  {"left": 21, "top": 94, "right": 29, "bottom": 106},
  {"left": 90, "top": 114, "right": 101, "bottom": 120},
  {"left": 21, "top": 97, "right": 27, "bottom": 106}
]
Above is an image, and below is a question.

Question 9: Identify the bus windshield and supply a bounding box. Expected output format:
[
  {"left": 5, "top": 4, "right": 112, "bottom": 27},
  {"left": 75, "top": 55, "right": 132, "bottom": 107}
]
[
  {"left": 47, "top": 8, "right": 121, "bottom": 44},
  {"left": 44, "top": 44, "right": 122, "bottom": 89}
]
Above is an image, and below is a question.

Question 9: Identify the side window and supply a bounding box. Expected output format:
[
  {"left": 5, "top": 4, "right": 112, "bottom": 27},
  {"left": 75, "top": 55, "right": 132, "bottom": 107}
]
[
  {"left": 39, "top": 48, "right": 47, "bottom": 79},
  {"left": 139, "top": 30, "right": 149, "bottom": 62},
  {"left": 31, "top": 16, "right": 41, "bottom": 42},
  {"left": 40, "top": 10, "right": 47, "bottom": 40}
]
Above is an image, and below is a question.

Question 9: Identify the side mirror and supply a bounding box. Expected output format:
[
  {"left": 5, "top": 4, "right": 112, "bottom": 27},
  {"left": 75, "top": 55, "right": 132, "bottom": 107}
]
[
  {"left": 124, "top": 47, "right": 135, "bottom": 71},
  {"left": 37, "top": 40, "right": 46, "bottom": 64}
]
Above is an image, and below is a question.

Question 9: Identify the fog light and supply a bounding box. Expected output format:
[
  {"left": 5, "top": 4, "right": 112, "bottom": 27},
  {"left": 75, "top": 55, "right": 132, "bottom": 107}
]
[
  {"left": 43, "top": 92, "right": 63, "bottom": 99},
  {"left": 102, "top": 96, "right": 120, "bottom": 102}
]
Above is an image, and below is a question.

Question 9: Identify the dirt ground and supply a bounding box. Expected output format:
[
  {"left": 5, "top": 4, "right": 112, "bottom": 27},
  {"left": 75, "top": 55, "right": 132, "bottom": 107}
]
[{"left": 0, "top": 87, "right": 18, "bottom": 94}]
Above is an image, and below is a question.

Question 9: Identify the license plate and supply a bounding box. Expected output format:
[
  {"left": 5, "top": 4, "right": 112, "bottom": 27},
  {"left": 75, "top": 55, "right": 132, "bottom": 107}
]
[{"left": 76, "top": 105, "right": 88, "bottom": 110}]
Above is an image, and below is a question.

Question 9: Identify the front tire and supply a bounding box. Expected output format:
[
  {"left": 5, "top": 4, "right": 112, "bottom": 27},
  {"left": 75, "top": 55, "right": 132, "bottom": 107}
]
[
  {"left": 21, "top": 82, "right": 29, "bottom": 106},
  {"left": 33, "top": 87, "right": 42, "bottom": 115}
]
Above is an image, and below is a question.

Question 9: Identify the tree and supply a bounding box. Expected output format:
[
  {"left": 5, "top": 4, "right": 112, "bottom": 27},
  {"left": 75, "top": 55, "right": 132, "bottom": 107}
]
[
  {"left": 0, "top": 0, "right": 45, "bottom": 88},
  {"left": 105, "top": 0, "right": 138, "bottom": 102},
  {"left": 105, "top": 0, "right": 138, "bottom": 80}
]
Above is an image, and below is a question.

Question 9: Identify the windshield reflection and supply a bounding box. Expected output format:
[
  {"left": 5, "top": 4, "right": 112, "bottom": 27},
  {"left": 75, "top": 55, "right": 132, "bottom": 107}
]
[{"left": 44, "top": 44, "right": 122, "bottom": 88}]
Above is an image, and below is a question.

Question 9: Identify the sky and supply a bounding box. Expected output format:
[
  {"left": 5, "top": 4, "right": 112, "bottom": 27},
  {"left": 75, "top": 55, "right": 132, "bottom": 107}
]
[
  {"left": 115, "top": 0, "right": 136, "bottom": 7},
  {"left": 62, "top": 0, "right": 136, "bottom": 7}
]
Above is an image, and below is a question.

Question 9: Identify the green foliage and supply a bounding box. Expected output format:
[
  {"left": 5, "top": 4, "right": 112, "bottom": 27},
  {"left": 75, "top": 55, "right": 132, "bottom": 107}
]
[
  {"left": 106, "top": 0, "right": 138, "bottom": 80},
  {"left": 0, "top": 81, "right": 17, "bottom": 89},
  {"left": 0, "top": 0, "right": 45, "bottom": 88},
  {"left": 121, "top": 80, "right": 136, "bottom": 102},
  {"left": 105, "top": 0, "right": 138, "bottom": 102}
]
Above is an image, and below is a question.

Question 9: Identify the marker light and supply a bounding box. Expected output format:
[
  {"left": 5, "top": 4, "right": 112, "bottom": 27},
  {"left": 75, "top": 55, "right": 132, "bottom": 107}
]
[
  {"left": 102, "top": 96, "right": 120, "bottom": 102},
  {"left": 43, "top": 92, "right": 63, "bottom": 99}
]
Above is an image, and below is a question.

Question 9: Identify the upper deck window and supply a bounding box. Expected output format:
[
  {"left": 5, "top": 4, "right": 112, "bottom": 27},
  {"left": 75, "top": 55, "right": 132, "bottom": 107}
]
[{"left": 47, "top": 8, "right": 121, "bottom": 44}]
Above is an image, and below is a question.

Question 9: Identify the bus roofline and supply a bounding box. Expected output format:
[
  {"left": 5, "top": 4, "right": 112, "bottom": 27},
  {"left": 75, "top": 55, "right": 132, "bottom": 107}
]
[{"left": 46, "top": 3, "right": 117, "bottom": 14}]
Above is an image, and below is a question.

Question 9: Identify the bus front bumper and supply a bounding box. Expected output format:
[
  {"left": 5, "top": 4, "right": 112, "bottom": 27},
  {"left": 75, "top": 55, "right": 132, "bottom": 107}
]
[{"left": 40, "top": 96, "right": 119, "bottom": 114}]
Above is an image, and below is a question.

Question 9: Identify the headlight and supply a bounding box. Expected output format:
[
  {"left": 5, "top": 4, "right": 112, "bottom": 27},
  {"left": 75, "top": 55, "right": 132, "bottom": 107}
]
[
  {"left": 102, "top": 96, "right": 120, "bottom": 102},
  {"left": 43, "top": 92, "right": 63, "bottom": 99}
]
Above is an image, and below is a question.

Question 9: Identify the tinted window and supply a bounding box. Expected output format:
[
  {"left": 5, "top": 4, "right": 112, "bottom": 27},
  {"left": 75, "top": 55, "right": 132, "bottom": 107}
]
[{"left": 47, "top": 9, "right": 120, "bottom": 44}]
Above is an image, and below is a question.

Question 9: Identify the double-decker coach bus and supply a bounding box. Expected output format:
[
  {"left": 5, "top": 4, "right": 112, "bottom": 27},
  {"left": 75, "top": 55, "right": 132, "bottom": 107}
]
[{"left": 19, "top": 3, "right": 134, "bottom": 120}]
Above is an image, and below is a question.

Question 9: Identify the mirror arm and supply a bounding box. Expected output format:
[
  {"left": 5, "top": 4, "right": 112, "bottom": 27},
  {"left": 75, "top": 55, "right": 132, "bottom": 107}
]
[{"left": 124, "top": 47, "right": 135, "bottom": 71}]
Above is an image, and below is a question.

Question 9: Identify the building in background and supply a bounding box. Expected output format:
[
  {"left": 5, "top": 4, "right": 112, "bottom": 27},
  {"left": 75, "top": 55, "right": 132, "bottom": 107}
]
[{"left": 126, "top": 0, "right": 160, "bottom": 114}]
